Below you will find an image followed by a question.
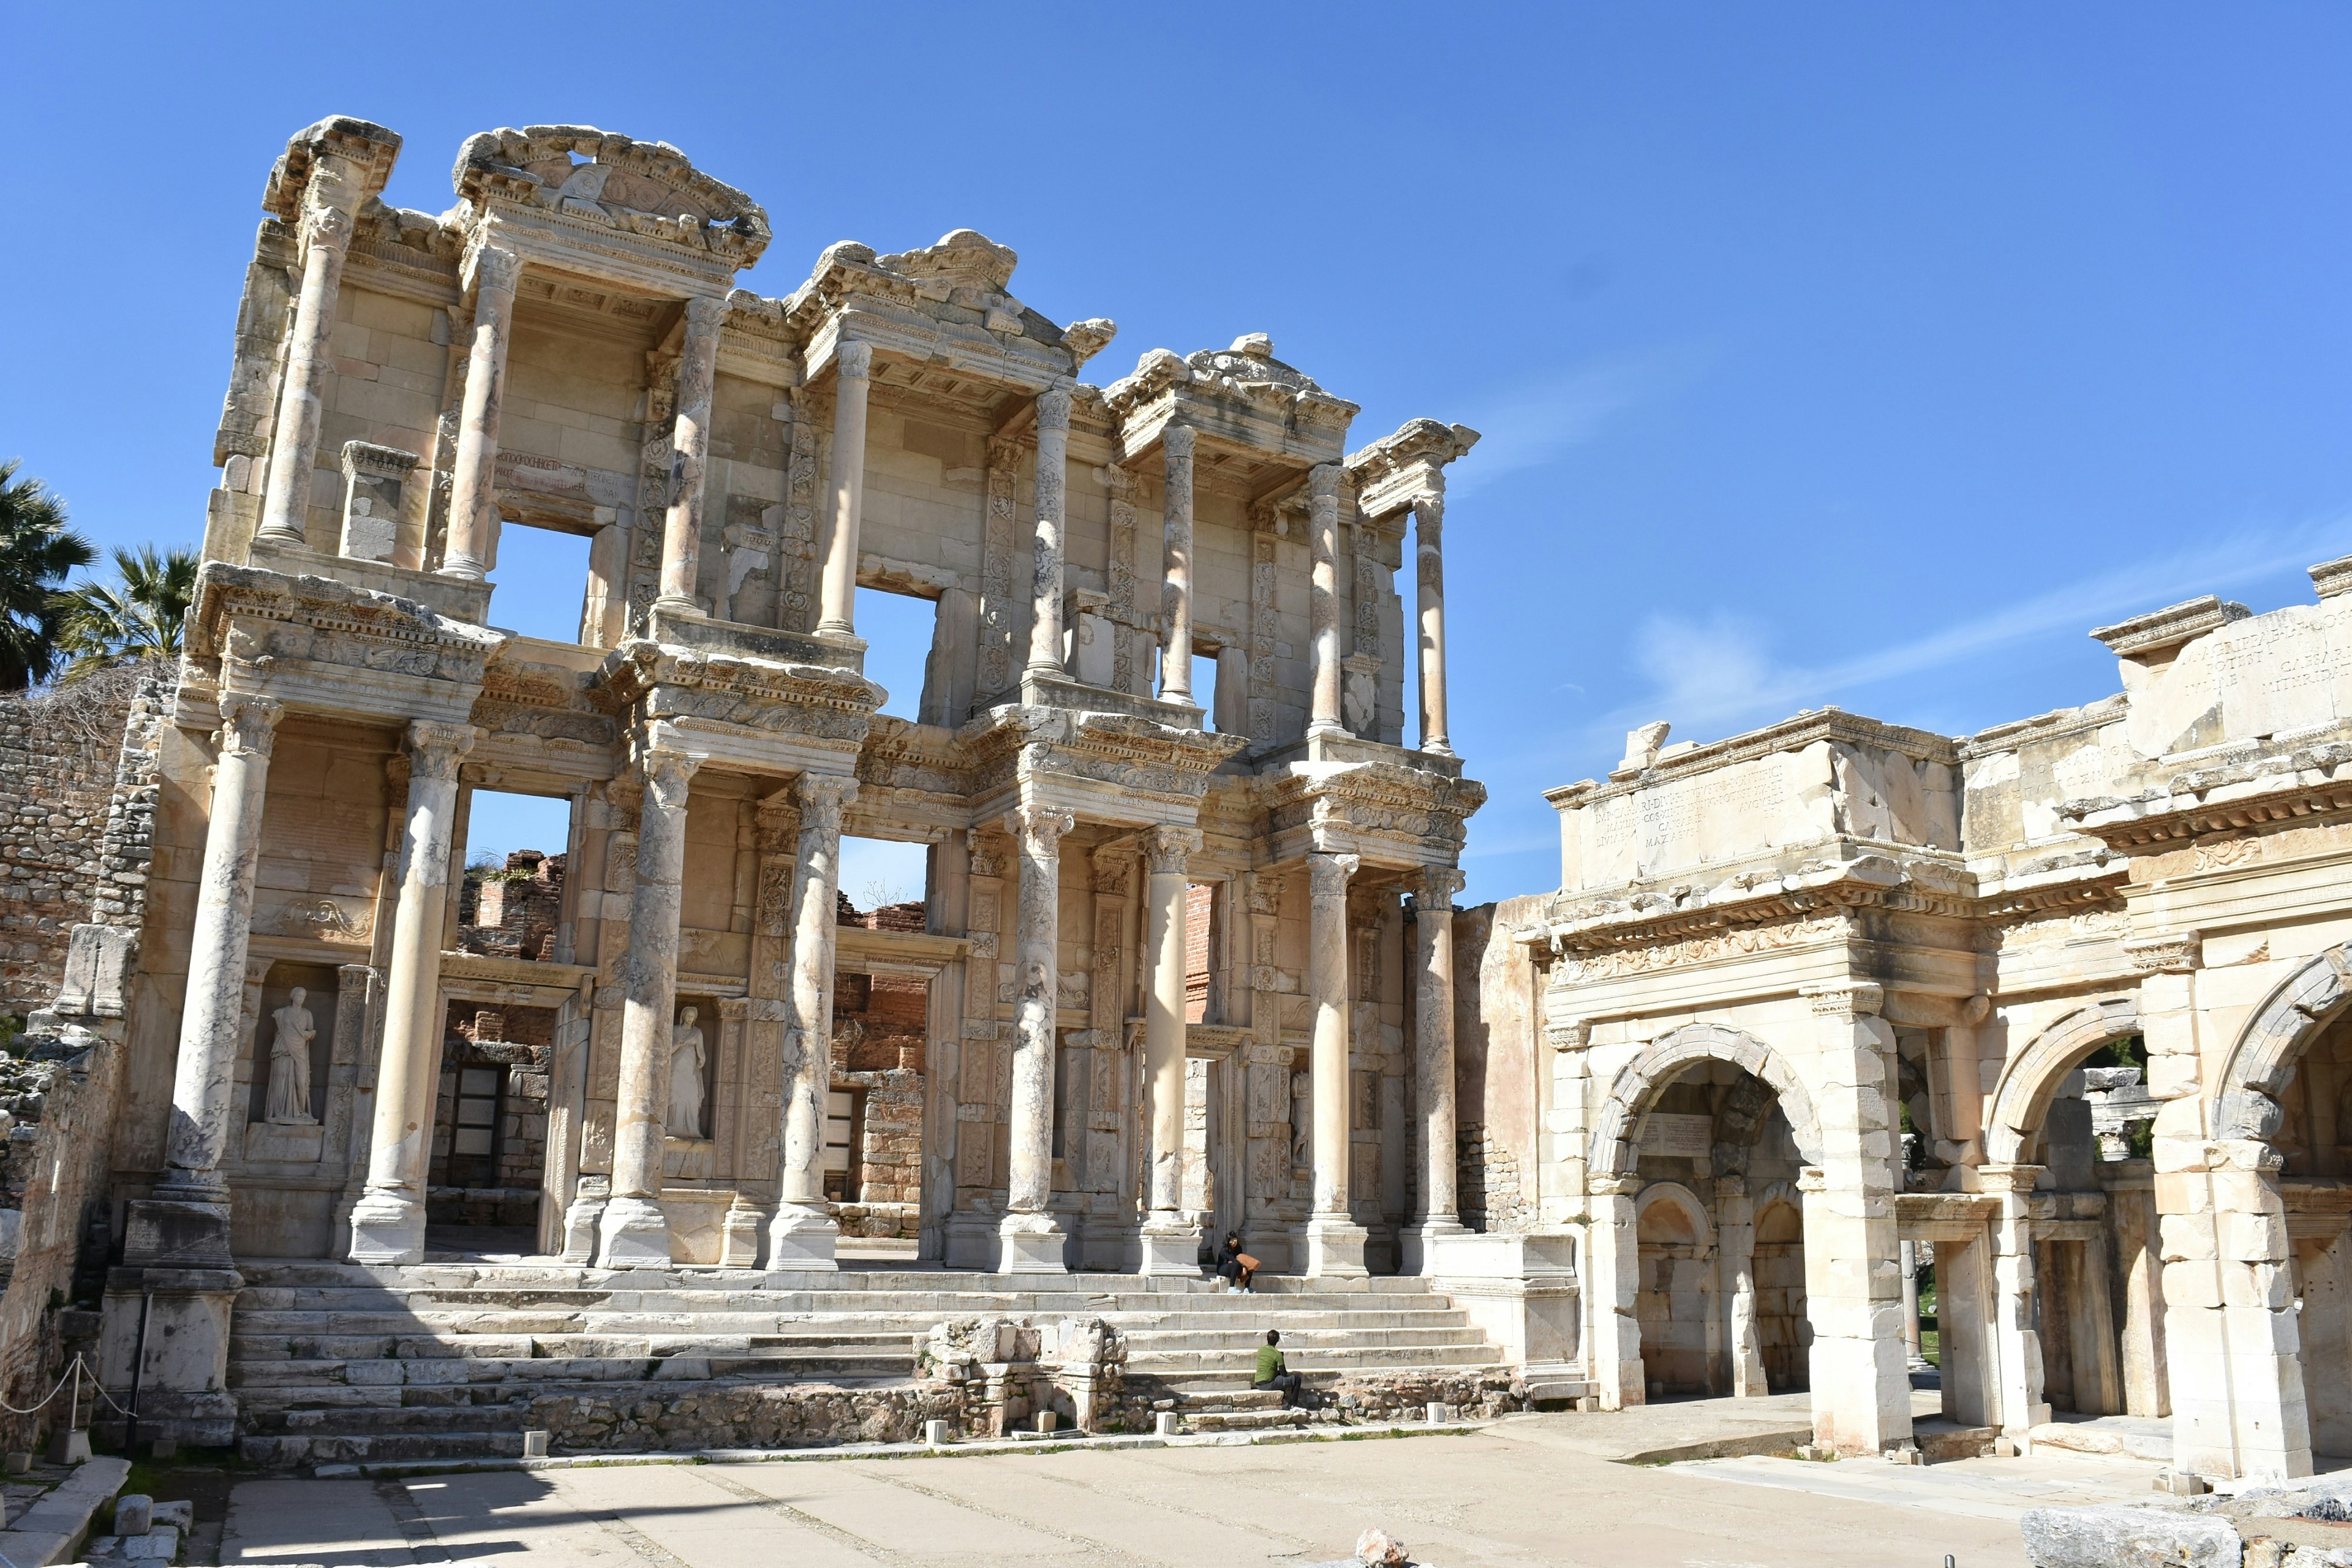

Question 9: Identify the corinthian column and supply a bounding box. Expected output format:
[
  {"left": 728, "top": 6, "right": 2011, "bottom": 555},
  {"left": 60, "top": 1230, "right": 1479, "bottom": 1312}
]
[
  {"left": 654, "top": 295, "right": 729, "bottom": 616},
  {"left": 770, "top": 772, "right": 858, "bottom": 1270},
  {"left": 1024, "top": 389, "right": 1073, "bottom": 679},
  {"left": 1158, "top": 425, "right": 1196, "bottom": 703},
  {"left": 1304, "top": 851, "right": 1368, "bottom": 1276},
  {"left": 1138, "top": 824, "right": 1203, "bottom": 1274},
  {"left": 1000, "top": 804, "right": 1074, "bottom": 1272},
  {"left": 255, "top": 205, "right": 356, "bottom": 548},
  {"left": 815, "top": 341, "right": 873, "bottom": 636},
  {"left": 1403, "top": 865, "right": 1467, "bottom": 1275},
  {"left": 347, "top": 721, "right": 480, "bottom": 1264},
  {"left": 1412, "top": 495, "right": 1453, "bottom": 756},
  {"left": 597, "top": 747, "right": 703, "bottom": 1266},
  {"left": 438, "top": 244, "right": 521, "bottom": 581},
  {"left": 125, "top": 692, "right": 284, "bottom": 1265},
  {"left": 1306, "top": 463, "right": 1344, "bottom": 737}
]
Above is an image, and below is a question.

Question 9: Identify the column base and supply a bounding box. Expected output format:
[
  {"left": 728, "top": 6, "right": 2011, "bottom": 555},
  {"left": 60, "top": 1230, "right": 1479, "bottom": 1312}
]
[
  {"left": 997, "top": 1212, "right": 1069, "bottom": 1274},
  {"left": 345, "top": 1189, "right": 426, "bottom": 1266},
  {"left": 123, "top": 1193, "right": 235, "bottom": 1270},
  {"left": 559, "top": 1176, "right": 609, "bottom": 1265},
  {"left": 651, "top": 594, "right": 704, "bottom": 619},
  {"left": 1399, "top": 1216, "right": 1469, "bottom": 1276},
  {"left": 1303, "top": 1212, "right": 1370, "bottom": 1278},
  {"left": 765, "top": 1202, "right": 840, "bottom": 1272},
  {"left": 99, "top": 1265, "right": 243, "bottom": 1447},
  {"left": 1137, "top": 1215, "right": 1202, "bottom": 1277},
  {"left": 595, "top": 1195, "right": 673, "bottom": 1268}
]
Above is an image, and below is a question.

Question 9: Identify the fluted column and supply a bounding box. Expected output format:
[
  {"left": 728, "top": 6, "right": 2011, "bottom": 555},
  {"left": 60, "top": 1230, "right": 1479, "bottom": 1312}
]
[
  {"left": 1403, "top": 865, "right": 1467, "bottom": 1274},
  {"left": 255, "top": 205, "right": 356, "bottom": 548},
  {"left": 1158, "top": 425, "right": 1196, "bottom": 702},
  {"left": 1306, "top": 463, "right": 1344, "bottom": 737},
  {"left": 770, "top": 772, "right": 858, "bottom": 1270},
  {"left": 653, "top": 295, "right": 729, "bottom": 616},
  {"left": 1412, "top": 494, "right": 1453, "bottom": 756},
  {"left": 347, "top": 721, "right": 480, "bottom": 1264},
  {"left": 597, "top": 747, "right": 702, "bottom": 1266},
  {"left": 815, "top": 341, "right": 873, "bottom": 636},
  {"left": 1138, "top": 825, "right": 1203, "bottom": 1274},
  {"left": 1000, "top": 804, "right": 1074, "bottom": 1272},
  {"left": 126, "top": 693, "right": 284, "bottom": 1265},
  {"left": 1304, "top": 851, "right": 1368, "bottom": 1276},
  {"left": 1024, "top": 389, "right": 1073, "bottom": 679},
  {"left": 439, "top": 245, "right": 521, "bottom": 581}
]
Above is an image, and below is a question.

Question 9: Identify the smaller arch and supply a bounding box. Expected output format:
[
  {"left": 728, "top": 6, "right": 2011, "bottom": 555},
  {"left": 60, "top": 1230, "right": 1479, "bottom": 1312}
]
[
  {"left": 1590, "top": 1023, "right": 1821, "bottom": 1178},
  {"left": 1635, "top": 1180, "right": 1716, "bottom": 1252},
  {"left": 2214, "top": 944, "right": 2352, "bottom": 1135},
  {"left": 1984, "top": 997, "right": 2141, "bottom": 1165}
]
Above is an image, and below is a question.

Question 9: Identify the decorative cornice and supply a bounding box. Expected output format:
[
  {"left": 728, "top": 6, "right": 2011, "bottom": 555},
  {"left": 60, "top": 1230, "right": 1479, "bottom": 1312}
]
[
  {"left": 1544, "top": 707, "right": 1961, "bottom": 811},
  {"left": 2089, "top": 594, "right": 2249, "bottom": 660},
  {"left": 596, "top": 638, "right": 883, "bottom": 749},
  {"left": 2060, "top": 743, "right": 2352, "bottom": 853},
  {"left": 453, "top": 124, "right": 770, "bottom": 268},
  {"left": 2125, "top": 930, "right": 2203, "bottom": 974}
]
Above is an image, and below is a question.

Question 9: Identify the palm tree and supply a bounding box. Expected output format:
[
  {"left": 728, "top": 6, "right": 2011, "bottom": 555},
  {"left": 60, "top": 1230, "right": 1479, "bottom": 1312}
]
[
  {"left": 0, "top": 461, "right": 95, "bottom": 691},
  {"left": 54, "top": 543, "right": 199, "bottom": 680}
]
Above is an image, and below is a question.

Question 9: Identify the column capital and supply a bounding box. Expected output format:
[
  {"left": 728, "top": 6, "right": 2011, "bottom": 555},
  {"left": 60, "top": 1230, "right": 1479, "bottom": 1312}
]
[
  {"left": 1306, "top": 851, "right": 1360, "bottom": 899},
  {"left": 836, "top": 339, "right": 874, "bottom": 380},
  {"left": 1036, "top": 386, "right": 1073, "bottom": 431},
  {"left": 794, "top": 771, "right": 859, "bottom": 829},
  {"left": 1546, "top": 1017, "right": 1591, "bottom": 1053},
  {"left": 1308, "top": 461, "right": 1341, "bottom": 500},
  {"left": 683, "top": 294, "right": 729, "bottom": 334},
  {"left": 216, "top": 693, "right": 285, "bottom": 759},
  {"left": 1412, "top": 865, "right": 1466, "bottom": 908},
  {"left": 301, "top": 203, "right": 354, "bottom": 254},
  {"left": 1801, "top": 980, "right": 1886, "bottom": 1018},
  {"left": 1411, "top": 492, "right": 1446, "bottom": 531},
  {"left": 1977, "top": 1163, "right": 2046, "bottom": 1194},
  {"left": 2126, "top": 930, "right": 2203, "bottom": 974},
  {"left": 1140, "top": 825, "right": 1203, "bottom": 876},
  {"left": 1163, "top": 423, "right": 1196, "bottom": 460},
  {"left": 404, "top": 720, "right": 479, "bottom": 782},
  {"left": 464, "top": 241, "right": 521, "bottom": 295},
  {"left": 1005, "top": 805, "right": 1075, "bottom": 855},
  {"left": 1796, "top": 1165, "right": 1829, "bottom": 1194},
  {"left": 641, "top": 747, "right": 704, "bottom": 810}
]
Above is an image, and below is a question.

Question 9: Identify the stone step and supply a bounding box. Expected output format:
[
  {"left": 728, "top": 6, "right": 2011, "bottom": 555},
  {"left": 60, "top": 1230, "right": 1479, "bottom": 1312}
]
[
  {"left": 1187, "top": 1408, "right": 1312, "bottom": 1433},
  {"left": 228, "top": 1289, "right": 1464, "bottom": 1321},
  {"left": 1110, "top": 1327, "right": 1482, "bottom": 1353},
  {"left": 1177, "top": 1388, "right": 1287, "bottom": 1412},
  {"left": 241, "top": 1431, "right": 526, "bottom": 1467},
  {"left": 1126, "top": 1344, "right": 1496, "bottom": 1373},
  {"left": 235, "top": 1262, "right": 1444, "bottom": 1292},
  {"left": 230, "top": 1348, "right": 919, "bottom": 1390}
]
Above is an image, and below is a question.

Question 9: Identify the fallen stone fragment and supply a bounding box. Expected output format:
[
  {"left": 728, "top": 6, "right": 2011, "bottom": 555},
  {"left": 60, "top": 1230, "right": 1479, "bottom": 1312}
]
[{"left": 2019, "top": 1504, "right": 2241, "bottom": 1568}]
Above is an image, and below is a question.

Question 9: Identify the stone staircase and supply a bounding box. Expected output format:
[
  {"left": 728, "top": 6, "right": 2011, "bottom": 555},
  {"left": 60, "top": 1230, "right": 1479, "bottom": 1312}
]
[{"left": 226, "top": 1263, "right": 1506, "bottom": 1466}]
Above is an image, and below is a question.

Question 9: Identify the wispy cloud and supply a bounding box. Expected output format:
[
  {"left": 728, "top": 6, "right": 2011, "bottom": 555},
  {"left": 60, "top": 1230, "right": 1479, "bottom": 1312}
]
[
  {"left": 1447, "top": 344, "right": 1712, "bottom": 496},
  {"left": 1580, "top": 508, "right": 2352, "bottom": 753}
]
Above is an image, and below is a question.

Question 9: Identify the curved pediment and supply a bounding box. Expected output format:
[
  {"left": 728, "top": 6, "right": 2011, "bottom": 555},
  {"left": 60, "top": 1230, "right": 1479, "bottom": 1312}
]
[{"left": 453, "top": 124, "right": 771, "bottom": 267}]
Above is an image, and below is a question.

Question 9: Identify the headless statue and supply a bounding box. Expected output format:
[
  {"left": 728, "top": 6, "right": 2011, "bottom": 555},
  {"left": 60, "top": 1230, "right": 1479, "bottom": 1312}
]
[
  {"left": 264, "top": 986, "right": 317, "bottom": 1125},
  {"left": 668, "top": 1005, "right": 707, "bottom": 1140}
]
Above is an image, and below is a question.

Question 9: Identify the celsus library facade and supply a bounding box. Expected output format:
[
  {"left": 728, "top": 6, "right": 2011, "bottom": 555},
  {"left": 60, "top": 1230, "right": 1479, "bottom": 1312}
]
[{"left": 1, "top": 115, "right": 2347, "bottom": 1480}]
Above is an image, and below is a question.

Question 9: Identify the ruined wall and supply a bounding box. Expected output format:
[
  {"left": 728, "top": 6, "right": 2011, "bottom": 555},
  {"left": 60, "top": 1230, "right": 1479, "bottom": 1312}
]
[
  {"left": 0, "top": 676, "right": 154, "bottom": 1020},
  {"left": 1456, "top": 895, "right": 1545, "bottom": 1232}
]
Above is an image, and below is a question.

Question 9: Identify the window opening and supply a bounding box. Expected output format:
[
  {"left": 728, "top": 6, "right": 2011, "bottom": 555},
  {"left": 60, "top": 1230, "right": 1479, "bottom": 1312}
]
[
  {"left": 853, "top": 585, "right": 936, "bottom": 722},
  {"left": 838, "top": 835, "right": 929, "bottom": 924},
  {"left": 487, "top": 521, "right": 596, "bottom": 644},
  {"left": 459, "top": 790, "right": 575, "bottom": 962},
  {"left": 824, "top": 1087, "right": 864, "bottom": 1201}
]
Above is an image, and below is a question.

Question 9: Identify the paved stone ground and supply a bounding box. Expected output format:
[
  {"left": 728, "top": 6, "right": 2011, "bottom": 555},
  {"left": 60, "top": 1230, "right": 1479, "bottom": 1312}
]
[{"left": 203, "top": 1414, "right": 2165, "bottom": 1568}]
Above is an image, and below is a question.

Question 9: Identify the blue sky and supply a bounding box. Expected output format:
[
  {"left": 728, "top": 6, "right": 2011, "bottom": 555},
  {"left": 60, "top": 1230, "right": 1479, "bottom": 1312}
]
[{"left": 9, "top": 5, "right": 2349, "bottom": 905}]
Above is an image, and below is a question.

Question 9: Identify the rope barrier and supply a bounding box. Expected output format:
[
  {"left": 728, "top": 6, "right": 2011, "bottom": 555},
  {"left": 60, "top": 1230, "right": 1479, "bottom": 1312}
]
[{"left": 0, "top": 1352, "right": 134, "bottom": 1420}]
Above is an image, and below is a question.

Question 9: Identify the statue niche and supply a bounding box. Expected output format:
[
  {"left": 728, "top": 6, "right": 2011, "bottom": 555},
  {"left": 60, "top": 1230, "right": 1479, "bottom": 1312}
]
[
  {"left": 668, "top": 1006, "right": 709, "bottom": 1142},
  {"left": 244, "top": 978, "right": 330, "bottom": 1166}
]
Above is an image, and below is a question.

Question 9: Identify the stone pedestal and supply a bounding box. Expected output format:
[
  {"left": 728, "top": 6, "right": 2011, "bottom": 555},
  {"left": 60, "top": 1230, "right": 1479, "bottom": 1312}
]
[
  {"left": 997, "top": 1213, "right": 1069, "bottom": 1275},
  {"left": 1138, "top": 1217, "right": 1202, "bottom": 1278},
  {"left": 97, "top": 1267, "right": 241, "bottom": 1448}
]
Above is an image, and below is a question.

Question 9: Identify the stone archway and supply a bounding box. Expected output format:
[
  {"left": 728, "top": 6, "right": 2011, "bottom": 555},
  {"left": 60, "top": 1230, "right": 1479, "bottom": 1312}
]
[
  {"left": 1588, "top": 1023, "right": 1823, "bottom": 1180},
  {"left": 1983, "top": 997, "right": 2141, "bottom": 1165},
  {"left": 1634, "top": 1183, "right": 1716, "bottom": 1396}
]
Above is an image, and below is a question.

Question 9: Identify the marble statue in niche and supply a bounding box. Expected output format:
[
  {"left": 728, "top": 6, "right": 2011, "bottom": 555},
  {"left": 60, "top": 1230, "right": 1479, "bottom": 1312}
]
[
  {"left": 669, "top": 1006, "right": 708, "bottom": 1140},
  {"left": 264, "top": 987, "right": 318, "bottom": 1125}
]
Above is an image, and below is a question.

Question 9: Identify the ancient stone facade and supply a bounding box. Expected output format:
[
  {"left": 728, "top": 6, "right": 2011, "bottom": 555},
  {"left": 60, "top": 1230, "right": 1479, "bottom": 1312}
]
[
  {"left": 1455, "top": 568, "right": 2352, "bottom": 1477},
  {"left": 62, "top": 116, "right": 1486, "bottom": 1446}
]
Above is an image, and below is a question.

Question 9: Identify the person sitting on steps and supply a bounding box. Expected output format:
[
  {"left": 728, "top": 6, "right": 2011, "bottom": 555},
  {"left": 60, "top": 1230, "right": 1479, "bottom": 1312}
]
[
  {"left": 1254, "top": 1329, "right": 1303, "bottom": 1408},
  {"left": 1215, "top": 1232, "right": 1258, "bottom": 1291}
]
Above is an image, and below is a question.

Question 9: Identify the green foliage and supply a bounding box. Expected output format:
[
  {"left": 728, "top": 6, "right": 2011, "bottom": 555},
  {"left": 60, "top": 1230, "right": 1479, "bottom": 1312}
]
[
  {"left": 55, "top": 543, "right": 198, "bottom": 681},
  {"left": 0, "top": 460, "right": 96, "bottom": 691}
]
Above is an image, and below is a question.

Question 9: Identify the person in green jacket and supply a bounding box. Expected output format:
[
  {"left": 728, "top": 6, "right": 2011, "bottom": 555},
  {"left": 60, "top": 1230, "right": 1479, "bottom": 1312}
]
[{"left": 1254, "top": 1329, "right": 1303, "bottom": 1406}]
